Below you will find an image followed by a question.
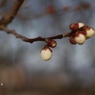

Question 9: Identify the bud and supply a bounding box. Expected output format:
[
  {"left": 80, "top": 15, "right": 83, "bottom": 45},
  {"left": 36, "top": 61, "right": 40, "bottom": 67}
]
[
  {"left": 70, "top": 22, "right": 84, "bottom": 30},
  {"left": 85, "top": 28, "right": 95, "bottom": 38},
  {"left": 80, "top": 30, "right": 87, "bottom": 36},
  {"left": 78, "top": 23, "right": 84, "bottom": 28},
  {"left": 69, "top": 37, "right": 76, "bottom": 45},
  {"left": 70, "top": 23, "right": 78, "bottom": 30},
  {"left": 41, "top": 47, "right": 52, "bottom": 61},
  {"left": 48, "top": 40, "right": 57, "bottom": 48},
  {"left": 75, "top": 33, "right": 86, "bottom": 45},
  {"left": 48, "top": 5, "right": 55, "bottom": 14}
]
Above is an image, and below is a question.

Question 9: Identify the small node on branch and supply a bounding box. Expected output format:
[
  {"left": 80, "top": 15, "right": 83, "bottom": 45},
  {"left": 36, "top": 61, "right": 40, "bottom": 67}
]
[
  {"left": 45, "top": 39, "right": 57, "bottom": 48},
  {"left": 69, "top": 37, "right": 77, "bottom": 45},
  {"left": 75, "top": 5, "right": 82, "bottom": 11},
  {"left": 47, "top": 5, "right": 56, "bottom": 14},
  {"left": 63, "top": 6, "right": 69, "bottom": 11}
]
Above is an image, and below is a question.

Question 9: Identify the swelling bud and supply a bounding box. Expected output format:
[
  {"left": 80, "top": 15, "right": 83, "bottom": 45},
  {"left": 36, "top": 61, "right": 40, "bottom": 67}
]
[
  {"left": 86, "top": 28, "right": 95, "bottom": 38},
  {"left": 41, "top": 47, "right": 52, "bottom": 61},
  {"left": 75, "top": 34, "right": 86, "bottom": 45}
]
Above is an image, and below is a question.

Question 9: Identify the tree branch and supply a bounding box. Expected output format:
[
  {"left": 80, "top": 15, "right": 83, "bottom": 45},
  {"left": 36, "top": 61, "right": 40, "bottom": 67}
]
[
  {"left": 0, "top": 0, "right": 93, "bottom": 47},
  {"left": 0, "top": 0, "right": 25, "bottom": 26},
  {"left": 0, "top": 0, "right": 70, "bottom": 45},
  {"left": 0, "top": 26, "right": 70, "bottom": 44},
  {"left": 0, "top": 0, "right": 7, "bottom": 8}
]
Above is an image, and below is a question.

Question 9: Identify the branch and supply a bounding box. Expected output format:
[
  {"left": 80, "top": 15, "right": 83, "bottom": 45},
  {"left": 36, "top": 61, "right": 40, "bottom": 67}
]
[
  {"left": 0, "top": 0, "right": 94, "bottom": 61},
  {"left": 0, "top": 22, "right": 94, "bottom": 46},
  {"left": 1, "top": 26, "right": 70, "bottom": 43},
  {"left": 0, "top": 0, "right": 25, "bottom": 26},
  {"left": 0, "top": 0, "right": 7, "bottom": 8}
]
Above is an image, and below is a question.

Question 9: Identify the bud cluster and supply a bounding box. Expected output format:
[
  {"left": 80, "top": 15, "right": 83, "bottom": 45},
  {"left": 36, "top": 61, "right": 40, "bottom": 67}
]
[
  {"left": 40, "top": 23, "right": 95, "bottom": 61},
  {"left": 69, "top": 23, "right": 95, "bottom": 45}
]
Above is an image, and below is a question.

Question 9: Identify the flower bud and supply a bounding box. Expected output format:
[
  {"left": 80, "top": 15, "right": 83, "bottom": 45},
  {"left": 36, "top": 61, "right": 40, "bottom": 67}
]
[
  {"left": 78, "top": 23, "right": 84, "bottom": 28},
  {"left": 48, "top": 5, "right": 55, "bottom": 14},
  {"left": 48, "top": 40, "right": 57, "bottom": 48},
  {"left": 41, "top": 47, "right": 52, "bottom": 61},
  {"left": 69, "top": 37, "right": 76, "bottom": 45},
  {"left": 75, "top": 34, "right": 86, "bottom": 45},
  {"left": 86, "top": 28, "right": 95, "bottom": 38},
  {"left": 70, "top": 22, "right": 84, "bottom": 30},
  {"left": 70, "top": 23, "right": 78, "bottom": 30}
]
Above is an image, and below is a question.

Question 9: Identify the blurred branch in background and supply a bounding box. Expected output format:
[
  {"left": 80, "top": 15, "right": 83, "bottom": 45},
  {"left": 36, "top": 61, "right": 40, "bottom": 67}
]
[
  {"left": 0, "top": 0, "right": 7, "bottom": 8},
  {"left": 17, "top": 2, "right": 92, "bottom": 20},
  {"left": 0, "top": 0, "right": 24, "bottom": 26}
]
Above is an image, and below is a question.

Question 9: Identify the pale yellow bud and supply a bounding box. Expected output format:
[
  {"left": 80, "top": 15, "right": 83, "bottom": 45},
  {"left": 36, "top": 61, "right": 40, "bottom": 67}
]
[
  {"left": 41, "top": 48, "right": 52, "bottom": 61},
  {"left": 75, "top": 34, "right": 86, "bottom": 45},
  {"left": 86, "top": 28, "right": 95, "bottom": 38},
  {"left": 78, "top": 23, "right": 84, "bottom": 28}
]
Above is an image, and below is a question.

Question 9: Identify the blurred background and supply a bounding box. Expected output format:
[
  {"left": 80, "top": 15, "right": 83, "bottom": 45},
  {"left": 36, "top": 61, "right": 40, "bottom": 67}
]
[{"left": 0, "top": 0, "right": 95, "bottom": 95}]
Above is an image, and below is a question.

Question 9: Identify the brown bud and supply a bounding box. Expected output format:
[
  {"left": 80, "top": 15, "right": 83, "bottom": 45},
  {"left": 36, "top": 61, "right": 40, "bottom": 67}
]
[
  {"left": 48, "top": 40, "right": 57, "bottom": 48},
  {"left": 70, "top": 23, "right": 79, "bottom": 31},
  {"left": 69, "top": 37, "right": 76, "bottom": 45},
  {"left": 45, "top": 39, "right": 57, "bottom": 48},
  {"left": 48, "top": 5, "right": 55, "bottom": 14}
]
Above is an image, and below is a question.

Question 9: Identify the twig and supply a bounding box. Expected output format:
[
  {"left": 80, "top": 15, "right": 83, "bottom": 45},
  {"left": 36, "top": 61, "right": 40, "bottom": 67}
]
[
  {"left": 0, "top": 0, "right": 25, "bottom": 26},
  {"left": 0, "top": 0, "right": 7, "bottom": 8},
  {"left": 1, "top": 26, "right": 70, "bottom": 44}
]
